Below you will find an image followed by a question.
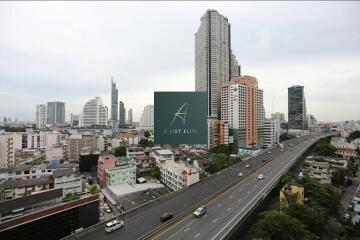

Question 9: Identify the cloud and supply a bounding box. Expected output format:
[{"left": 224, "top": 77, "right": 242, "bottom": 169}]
[{"left": 0, "top": 1, "right": 359, "bottom": 122}]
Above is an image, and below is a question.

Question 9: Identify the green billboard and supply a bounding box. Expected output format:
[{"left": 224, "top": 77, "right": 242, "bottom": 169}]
[{"left": 154, "top": 92, "right": 207, "bottom": 144}]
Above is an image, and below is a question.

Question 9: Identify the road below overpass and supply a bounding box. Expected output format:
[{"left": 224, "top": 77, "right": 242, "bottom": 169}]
[{"left": 71, "top": 135, "right": 322, "bottom": 240}]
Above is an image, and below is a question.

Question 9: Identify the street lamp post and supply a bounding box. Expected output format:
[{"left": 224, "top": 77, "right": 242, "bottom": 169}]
[{"left": 119, "top": 196, "right": 135, "bottom": 232}]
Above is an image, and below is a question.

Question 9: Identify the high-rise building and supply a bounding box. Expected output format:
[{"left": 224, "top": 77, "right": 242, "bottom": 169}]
[
  {"left": 230, "top": 52, "right": 241, "bottom": 79},
  {"left": 70, "top": 114, "right": 80, "bottom": 127},
  {"left": 80, "top": 97, "right": 108, "bottom": 127},
  {"left": 119, "top": 101, "right": 126, "bottom": 126},
  {"left": 308, "top": 114, "right": 317, "bottom": 131},
  {"left": 36, "top": 104, "right": 47, "bottom": 129},
  {"left": 111, "top": 77, "right": 118, "bottom": 127},
  {"left": 0, "top": 133, "right": 15, "bottom": 168},
  {"left": 221, "top": 75, "right": 264, "bottom": 149},
  {"left": 262, "top": 118, "right": 280, "bottom": 148},
  {"left": 271, "top": 112, "right": 286, "bottom": 123},
  {"left": 207, "top": 116, "right": 229, "bottom": 150},
  {"left": 127, "top": 108, "right": 133, "bottom": 125},
  {"left": 47, "top": 101, "right": 65, "bottom": 125},
  {"left": 195, "top": 9, "right": 240, "bottom": 117},
  {"left": 288, "top": 85, "right": 307, "bottom": 130},
  {"left": 139, "top": 105, "right": 154, "bottom": 129}
]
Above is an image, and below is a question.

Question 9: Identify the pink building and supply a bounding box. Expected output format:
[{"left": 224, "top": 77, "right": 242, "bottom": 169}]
[
  {"left": 221, "top": 75, "right": 264, "bottom": 149},
  {"left": 97, "top": 154, "right": 116, "bottom": 188}
]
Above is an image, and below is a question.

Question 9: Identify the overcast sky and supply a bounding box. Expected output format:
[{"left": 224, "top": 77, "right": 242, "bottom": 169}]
[{"left": 0, "top": 1, "right": 359, "bottom": 122}]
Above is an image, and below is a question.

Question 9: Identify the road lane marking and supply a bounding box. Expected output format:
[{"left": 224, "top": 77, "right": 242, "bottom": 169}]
[
  {"left": 184, "top": 227, "right": 190, "bottom": 232},
  {"left": 227, "top": 208, "right": 231, "bottom": 211},
  {"left": 213, "top": 218, "right": 218, "bottom": 223},
  {"left": 195, "top": 233, "right": 201, "bottom": 238}
]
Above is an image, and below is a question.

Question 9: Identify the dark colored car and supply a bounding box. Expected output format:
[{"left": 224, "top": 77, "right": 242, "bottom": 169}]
[
  {"left": 262, "top": 159, "right": 267, "bottom": 162},
  {"left": 160, "top": 212, "right": 173, "bottom": 222}
]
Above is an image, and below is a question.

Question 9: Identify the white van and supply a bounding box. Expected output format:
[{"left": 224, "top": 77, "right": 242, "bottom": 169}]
[{"left": 105, "top": 220, "right": 124, "bottom": 233}]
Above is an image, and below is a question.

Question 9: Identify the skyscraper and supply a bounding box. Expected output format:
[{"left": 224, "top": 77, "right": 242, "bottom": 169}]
[
  {"left": 288, "top": 85, "right": 307, "bottom": 130},
  {"left": 80, "top": 97, "right": 108, "bottom": 127},
  {"left": 127, "top": 108, "right": 133, "bottom": 125},
  {"left": 271, "top": 112, "right": 286, "bottom": 123},
  {"left": 221, "top": 75, "right": 264, "bottom": 149},
  {"left": 119, "top": 101, "right": 126, "bottom": 126},
  {"left": 47, "top": 102, "right": 65, "bottom": 124},
  {"left": 111, "top": 77, "right": 118, "bottom": 127},
  {"left": 139, "top": 105, "right": 154, "bottom": 129},
  {"left": 36, "top": 104, "right": 47, "bottom": 129},
  {"left": 195, "top": 9, "right": 240, "bottom": 117}
]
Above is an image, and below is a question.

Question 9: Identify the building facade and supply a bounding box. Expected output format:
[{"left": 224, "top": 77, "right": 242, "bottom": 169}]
[
  {"left": 119, "top": 101, "right": 126, "bottom": 126},
  {"left": 221, "top": 75, "right": 264, "bottom": 149},
  {"left": 111, "top": 77, "right": 118, "bottom": 127},
  {"left": 65, "top": 134, "right": 99, "bottom": 161},
  {"left": 47, "top": 102, "right": 65, "bottom": 125},
  {"left": 271, "top": 112, "right": 285, "bottom": 123},
  {"left": 97, "top": 154, "right": 116, "bottom": 188},
  {"left": 207, "top": 116, "right": 229, "bottom": 150},
  {"left": 105, "top": 162, "right": 136, "bottom": 186},
  {"left": 80, "top": 97, "right": 108, "bottom": 127},
  {"left": 36, "top": 104, "right": 47, "bottom": 129},
  {"left": 262, "top": 118, "right": 280, "bottom": 148},
  {"left": 160, "top": 161, "right": 199, "bottom": 191},
  {"left": 0, "top": 133, "right": 15, "bottom": 168},
  {"left": 127, "top": 108, "right": 133, "bottom": 125},
  {"left": 139, "top": 105, "right": 154, "bottom": 129},
  {"left": 288, "top": 85, "right": 307, "bottom": 130},
  {"left": 195, "top": 9, "right": 240, "bottom": 117}
]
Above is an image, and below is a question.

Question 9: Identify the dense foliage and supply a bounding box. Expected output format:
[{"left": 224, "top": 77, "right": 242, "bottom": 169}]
[
  {"left": 347, "top": 130, "right": 360, "bottom": 143},
  {"left": 114, "top": 146, "right": 126, "bottom": 157},
  {"left": 279, "top": 132, "right": 295, "bottom": 142},
  {"left": 150, "top": 166, "right": 160, "bottom": 180},
  {"left": 139, "top": 138, "right": 154, "bottom": 148},
  {"left": 210, "top": 144, "right": 237, "bottom": 156}
]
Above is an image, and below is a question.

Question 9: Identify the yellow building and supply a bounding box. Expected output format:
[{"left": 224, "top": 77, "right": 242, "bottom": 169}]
[{"left": 280, "top": 183, "right": 304, "bottom": 213}]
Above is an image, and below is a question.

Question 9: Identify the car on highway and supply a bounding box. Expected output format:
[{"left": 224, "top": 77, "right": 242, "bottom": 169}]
[
  {"left": 160, "top": 212, "right": 173, "bottom": 222},
  {"left": 106, "top": 209, "right": 112, "bottom": 213},
  {"left": 267, "top": 151, "right": 271, "bottom": 154},
  {"left": 238, "top": 172, "right": 244, "bottom": 177},
  {"left": 105, "top": 219, "right": 124, "bottom": 233},
  {"left": 193, "top": 205, "right": 207, "bottom": 218},
  {"left": 246, "top": 164, "right": 250, "bottom": 168},
  {"left": 258, "top": 174, "right": 264, "bottom": 180},
  {"left": 262, "top": 158, "right": 267, "bottom": 162},
  {"left": 289, "top": 149, "right": 294, "bottom": 151}
]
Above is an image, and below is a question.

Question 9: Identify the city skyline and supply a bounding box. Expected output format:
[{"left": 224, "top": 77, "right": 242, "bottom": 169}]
[{"left": 0, "top": 2, "right": 359, "bottom": 122}]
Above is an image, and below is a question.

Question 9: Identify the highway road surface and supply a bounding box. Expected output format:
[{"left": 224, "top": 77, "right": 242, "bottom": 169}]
[{"left": 70, "top": 135, "right": 321, "bottom": 240}]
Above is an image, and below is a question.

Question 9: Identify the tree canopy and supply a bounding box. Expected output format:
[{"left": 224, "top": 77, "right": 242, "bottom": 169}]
[
  {"left": 114, "top": 145, "right": 126, "bottom": 157},
  {"left": 251, "top": 211, "right": 316, "bottom": 240},
  {"left": 279, "top": 132, "right": 295, "bottom": 142},
  {"left": 210, "top": 144, "right": 236, "bottom": 156},
  {"left": 150, "top": 166, "right": 160, "bottom": 180},
  {"left": 139, "top": 138, "right": 154, "bottom": 148},
  {"left": 208, "top": 153, "right": 232, "bottom": 173},
  {"left": 314, "top": 143, "right": 337, "bottom": 157},
  {"left": 347, "top": 130, "right": 360, "bottom": 143}
]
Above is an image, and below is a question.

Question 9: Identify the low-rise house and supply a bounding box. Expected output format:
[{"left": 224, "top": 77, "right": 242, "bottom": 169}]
[
  {"left": 279, "top": 183, "right": 304, "bottom": 213},
  {"left": 53, "top": 168, "right": 83, "bottom": 196},
  {"left": 160, "top": 161, "right": 199, "bottom": 191},
  {"left": 0, "top": 178, "right": 50, "bottom": 200},
  {"left": 303, "top": 160, "right": 331, "bottom": 184},
  {"left": 105, "top": 162, "right": 136, "bottom": 186},
  {"left": 152, "top": 149, "right": 175, "bottom": 166},
  {"left": 126, "top": 147, "right": 145, "bottom": 158},
  {"left": 119, "top": 133, "right": 140, "bottom": 145}
]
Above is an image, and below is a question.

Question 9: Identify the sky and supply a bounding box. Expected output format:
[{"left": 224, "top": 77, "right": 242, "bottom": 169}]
[{"left": 0, "top": 1, "right": 359, "bottom": 122}]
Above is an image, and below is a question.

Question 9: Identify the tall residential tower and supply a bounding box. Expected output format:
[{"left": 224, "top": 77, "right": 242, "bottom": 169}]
[
  {"left": 47, "top": 102, "right": 65, "bottom": 125},
  {"left": 111, "top": 77, "right": 118, "bottom": 127},
  {"left": 36, "top": 104, "right": 47, "bottom": 129},
  {"left": 195, "top": 9, "right": 240, "bottom": 117}
]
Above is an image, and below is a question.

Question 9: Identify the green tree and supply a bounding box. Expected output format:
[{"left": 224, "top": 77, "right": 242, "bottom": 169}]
[
  {"left": 288, "top": 203, "right": 326, "bottom": 236},
  {"left": 279, "top": 132, "right": 295, "bottom": 142},
  {"left": 299, "top": 176, "right": 340, "bottom": 216},
  {"left": 208, "top": 153, "right": 231, "bottom": 173},
  {"left": 88, "top": 185, "right": 99, "bottom": 194},
  {"left": 279, "top": 172, "right": 297, "bottom": 187},
  {"left": 338, "top": 224, "right": 360, "bottom": 240},
  {"left": 347, "top": 130, "right": 360, "bottom": 143},
  {"left": 114, "top": 146, "right": 126, "bottom": 157},
  {"left": 250, "top": 211, "right": 316, "bottom": 240},
  {"left": 210, "top": 144, "right": 236, "bottom": 156},
  {"left": 356, "top": 146, "right": 360, "bottom": 158},
  {"left": 150, "top": 166, "right": 160, "bottom": 180},
  {"left": 139, "top": 139, "right": 155, "bottom": 148},
  {"left": 144, "top": 131, "right": 151, "bottom": 138},
  {"left": 331, "top": 169, "right": 346, "bottom": 186},
  {"left": 314, "top": 143, "right": 336, "bottom": 157}
]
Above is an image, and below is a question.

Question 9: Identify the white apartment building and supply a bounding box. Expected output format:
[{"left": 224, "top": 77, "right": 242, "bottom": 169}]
[
  {"left": 45, "top": 144, "right": 68, "bottom": 162},
  {"left": 53, "top": 168, "right": 83, "bottom": 195},
  {"left": 126, "top": 147, "right": 145, "bottom": 158},
  {"left": 12, "top": 132, "right": 40, "bottom": 150},
  {"left": 36, "top": 104, "right": 47, "bottom": 129},
  {"left": 0, "top": 133, "right": 15, "bottom": 168},
  {"left": 151, "top": 149, "right": 175, "bottom": 166},
  {"left": 118, "top": 133, "right": 140, "bottom": 145},
  {"left": 139, "top": 105, "right": 154, "bottom": 129},
  {"left": 80, "top": 97, "right": 108, "bottom": 127},
  {"left": 262, "top": 118, "right": 280, "bottom": 148},
  {"left": 160, "top": 161, "right": 199, "bottom": 191},
  {"left": 105, "top": 162, "right": 137, "bottom": 186},
  {"left": 40, "top": 131, "right": 61, "bottom": 148}
]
